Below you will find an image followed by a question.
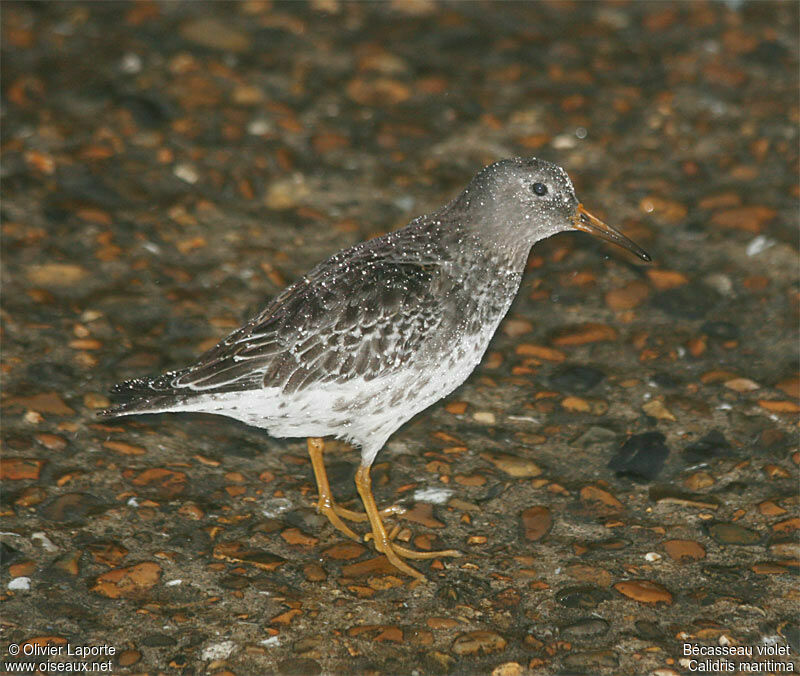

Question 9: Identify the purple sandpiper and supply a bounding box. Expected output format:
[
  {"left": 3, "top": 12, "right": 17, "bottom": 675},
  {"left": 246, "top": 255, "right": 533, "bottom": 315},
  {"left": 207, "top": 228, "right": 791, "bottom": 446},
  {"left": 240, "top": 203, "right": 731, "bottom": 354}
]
[{"left": 102, "top": 157, "right": 650, "bottom": 581}]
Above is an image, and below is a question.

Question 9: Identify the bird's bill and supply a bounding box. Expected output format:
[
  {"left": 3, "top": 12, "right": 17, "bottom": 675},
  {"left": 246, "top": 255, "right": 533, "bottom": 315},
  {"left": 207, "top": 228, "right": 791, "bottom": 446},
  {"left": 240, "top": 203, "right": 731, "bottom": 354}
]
[{"left": 573, "top": 204, "right": 652, "bottom": 262}]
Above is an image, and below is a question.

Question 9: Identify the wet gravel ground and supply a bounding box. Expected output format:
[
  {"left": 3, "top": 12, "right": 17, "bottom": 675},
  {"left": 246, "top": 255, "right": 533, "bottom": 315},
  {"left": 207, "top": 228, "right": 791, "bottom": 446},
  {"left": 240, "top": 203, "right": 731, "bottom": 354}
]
[{"left": 1, "top": 2, "right": 798, "bottom": 674}]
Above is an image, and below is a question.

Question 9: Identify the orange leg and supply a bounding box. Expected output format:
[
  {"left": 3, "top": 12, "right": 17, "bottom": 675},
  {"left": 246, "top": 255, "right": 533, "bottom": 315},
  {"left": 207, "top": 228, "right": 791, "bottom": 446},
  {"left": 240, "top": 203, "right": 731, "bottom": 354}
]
[
  {"left": 307, "top": 437, "right": 361, "bottom": 541},
  {"left": 355, "top": 464, "right": 461, "bottom": 581}
]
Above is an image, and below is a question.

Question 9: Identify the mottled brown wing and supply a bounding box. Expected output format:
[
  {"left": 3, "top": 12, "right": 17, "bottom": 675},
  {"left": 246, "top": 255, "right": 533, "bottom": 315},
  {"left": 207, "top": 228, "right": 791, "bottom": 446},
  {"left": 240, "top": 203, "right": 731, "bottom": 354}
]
[{"left": 170, "top": 237, "right": 452, "bottom": 395}]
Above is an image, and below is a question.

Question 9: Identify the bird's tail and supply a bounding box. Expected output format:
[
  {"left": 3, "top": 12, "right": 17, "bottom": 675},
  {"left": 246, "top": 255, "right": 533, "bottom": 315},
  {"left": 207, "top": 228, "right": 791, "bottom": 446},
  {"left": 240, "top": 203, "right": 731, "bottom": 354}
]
[{"left": 97, "top": 370, "right": 191, "bottom": 419}]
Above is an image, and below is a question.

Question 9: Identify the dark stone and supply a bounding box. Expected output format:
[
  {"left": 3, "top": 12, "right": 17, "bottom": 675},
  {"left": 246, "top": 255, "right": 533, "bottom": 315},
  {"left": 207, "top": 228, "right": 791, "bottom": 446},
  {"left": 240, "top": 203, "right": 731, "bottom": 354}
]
[
  {"left": 40, "top": 493, "right": 108, "bottom": 523},
  {"left": 561, "top": 650, "right": 619, "bottom": 671},
  {"left": 276, "top": 658, "right": 322, "bottom": 676},
  {"left": 117, "top": 93, "right": 173, "bottom": 128},
  {"left": 650, "top": 371, "right": 681, "bottom": 389},
  {"left": 55, "top": 165, "right": 123, "bottom": 209},
  {"left": 651, "top": 284, "right": 721, "bottom": 319},
  {"left": 560, "top": 618, "right": 609, "bottom": 639},
  {"left": 779, "top": 620, "right": 800, "bottom": 654},
  {"left": 435, "top": 575, "right": 492, "bottom": 608},
  {"left": 706, "top": 522, "right": 762, "bottom": 546},
  {"left": 608, "top": 432, "right": 670, "bottom": 480},
  {"left": 683, "top": 430, "right": 732, "bottom": 463},
  {"left": 556, "top": 585, "right": 613, "bottom": 609},
  {"left": 573, "top": 426, "right": 617, "bottom": 448},
  {"left": 700, "top": 565, "right": 741, "bottom": 583},
  {"left": 285, "top": 508, "right": 327, "bottom": 533},
  {"left": 218, "top": 574, "right": 251, "bottom": 590},
  {"left": 140, "top": 634, "right": 178, "bottom": 647},
  {"left": 166, "top": 529, "right": 210, "bottom": 551},
  {"left": 547, "top": 364, "right": 605, "bottom": 392},
  {"left": 634, "top": 620, "right": 663, "bottom": 641},
  {"left": 327, "top": 460, "right": 358, "bottom": 500},
  {"left": 25, "top": 361, "right": 79, "bottom": 390},
  {"left": 0, "top": 542, "right": 24, "bottom": 566},
  {"left": 750, "top": 40, "right": 789, "bottom": 64},
  {"left": 700, "top": 320, "right": 740, "bottom": 340},
  {"left": 648, "top": 486, "right": 721, "bottom": 509}
]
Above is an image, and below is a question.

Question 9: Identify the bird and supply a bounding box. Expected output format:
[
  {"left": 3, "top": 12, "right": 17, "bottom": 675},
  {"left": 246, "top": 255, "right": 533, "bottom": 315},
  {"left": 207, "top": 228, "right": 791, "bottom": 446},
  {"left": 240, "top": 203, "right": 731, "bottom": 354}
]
[{"left": 101, "top": 157, "right": 651, "bottom": 581}]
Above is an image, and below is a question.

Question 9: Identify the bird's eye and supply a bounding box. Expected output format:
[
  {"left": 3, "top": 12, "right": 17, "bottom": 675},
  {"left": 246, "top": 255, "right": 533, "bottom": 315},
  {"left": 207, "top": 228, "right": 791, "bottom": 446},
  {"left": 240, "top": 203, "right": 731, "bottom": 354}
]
[{"left": 532, "top": 182, "right": 548, "bottom": 196}]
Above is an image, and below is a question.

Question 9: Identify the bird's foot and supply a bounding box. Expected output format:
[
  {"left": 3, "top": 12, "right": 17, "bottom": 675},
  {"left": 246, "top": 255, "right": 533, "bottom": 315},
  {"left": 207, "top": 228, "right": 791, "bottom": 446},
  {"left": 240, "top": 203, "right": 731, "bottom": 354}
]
[
  {"left": 315, "top": 498, "right": 361, "bottom": 541},
  {"left": 371, "top": 534, "right": 462, "bottom": 582},
  {"left": 332, "top": 503, "right": 406, "bottom": 523}
]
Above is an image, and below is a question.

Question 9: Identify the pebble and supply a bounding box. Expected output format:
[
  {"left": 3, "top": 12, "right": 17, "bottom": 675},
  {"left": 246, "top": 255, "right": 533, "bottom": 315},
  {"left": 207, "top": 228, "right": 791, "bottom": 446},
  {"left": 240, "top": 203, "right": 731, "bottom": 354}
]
[
  {"left": 180, "top": 18, "right": 251, "bottom": 52},
  {"left": 562, "top": 650, "right": 619, "bottom": 671},
  {"left": 521, "top": 506, "right": 552, "bottom": 541},
  {"left": 7, "top": 576, "right": 31, "bottom": 591},
  {"left": 683, "top": 430, "right": 732, "bottom": 463},
  {"left": 481, "top": 452, "right": 542, "bottom": 478},
  {"left": 608, "top": 432, "right": 670, "bottom": 480},
  {"left": 614, "top": 580, "right": 673, "bottom": 605},
  {"left": 706, "top": 522, "right": 762, "bottom": 546},
  {"left": 664, "top": 539, "right": 706, "bottom": 562},
  {"left": 451, "top": 630, "right": 507, "bottom": 656},
  {"left": 276, "top": 658, "right": 322, "bottom": 675},
  {"left": 556, "top": 585, "right": 613, "bottom": 609},
  {"left": 548, "top": 364, "right": 605, "bottom": 392},
  {"left": 92, "top": 562, "right": 161, "bottom": 598},
  {"left": 200, "top": 641, "right": 237, "bottom": 661},
  {"left": 560, "top": 617, "right": 610, "bottom": 639}
]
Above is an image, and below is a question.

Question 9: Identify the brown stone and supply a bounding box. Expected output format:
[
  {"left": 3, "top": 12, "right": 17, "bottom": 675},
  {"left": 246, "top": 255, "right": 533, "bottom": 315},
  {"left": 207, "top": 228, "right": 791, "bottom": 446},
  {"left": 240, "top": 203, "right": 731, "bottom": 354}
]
[
  {"left": 102, "top": 440, "right": 147, "bottom": 456},
  {"left": 303, "top": 563, "right": 327, "bottom": 581},
  {"left": 515, "top": 344, "right": 566, "bottom": 362},
  {"left": 758, "top": 500, "right": 787, "bottom": 517},
  {"left": 752, "top": 562, "right": 790, "bottom": 575},
  {"left": 552, "top": 323, "right": 617, "bottom": 346},
  {"left": 26, "top": 264, "right": 87, "bottom": 286},
  {"left": 772, "top": 518, "right": 800, "bottom": 534},
  {"left": 341, "top": 556, "right": 401, "bottom": 578},
  {"left": 724, "top": 378, "right": 760, "bottom": 392},
  {"left": 403, "top": 502, "right": 445, "bottom": 528},
  {"left": 451, "top": 630, "right": 507, "bottom": 656},
  {"left": 117, "top": 650, "right": 141, "bottom": 667},
  {"left": 88, "top": 542, "right": 129, "bottom": 567},
  {"left": 580, "top": 485, "right": 623, "bottom": 512},
  {"left": 684, "top": 471, "right": 715, "bottom": 490},
  {"left": 563, "top": 566, "right": 610, "bottom": 589},
  {"left": 605, "top": 280, "right": 650, "bottom": 310},
  {"left": 280, "top": 527, "right": 319, "bottom": 547},
  {"left": 710, "top": 205, "right": 776, "bottom": 232},
  {"left": 521, "top": 506, "right": 552, "bottom": 542},
  {"left": 6, "top": 392, "right": 74, "bottom": 415},
  {"left": 481, "top": 452, "right": 542, "bottom": 478},
  {"left": 131, "top": 468, "right": 187, "bottom": 497},
  {"left": 322, "top": 542, "right": 367, "bottom": 560},
  {"left": 642, "top": 399, "right": 677, "bottom": 421},
  {"left": 664, "top": 539, "right": 706, "bottom": 562},
  {"left": 427, "top": 617, "right": 459, "bottom": 629},
  {"left": 0, "top": 457, "right": 45, "bottom": 480},
  {"left": 614, "top": 580, "right": 673, "bottom": 604},
  {"left": 639, "top": 196, "right": 687, "bottom": 222},
  {"left": 646, "top": 269, "right": 689, "bottom": 290},
  {"left": 213, "top": 542, "right": 286, "bottom": 571},
  {"left": 775, "top": 376, "right": 800, "bottom": 399},
  {"left": 92, "top": 562, "right": 161, "bottom": 598}
]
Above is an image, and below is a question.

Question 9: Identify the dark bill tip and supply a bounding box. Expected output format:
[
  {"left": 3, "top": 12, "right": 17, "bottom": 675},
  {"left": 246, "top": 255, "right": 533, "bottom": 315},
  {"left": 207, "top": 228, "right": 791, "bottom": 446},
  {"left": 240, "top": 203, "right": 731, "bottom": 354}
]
[{"left": 573, "top": 204, "right": 652, "bottom": 263}]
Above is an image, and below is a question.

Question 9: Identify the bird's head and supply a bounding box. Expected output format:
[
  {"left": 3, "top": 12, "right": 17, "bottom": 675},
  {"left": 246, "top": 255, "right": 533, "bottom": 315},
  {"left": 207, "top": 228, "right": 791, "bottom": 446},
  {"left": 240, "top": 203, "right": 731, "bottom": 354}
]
[{"left": 457, "top": 157, "right": 651, "bottom": 262}]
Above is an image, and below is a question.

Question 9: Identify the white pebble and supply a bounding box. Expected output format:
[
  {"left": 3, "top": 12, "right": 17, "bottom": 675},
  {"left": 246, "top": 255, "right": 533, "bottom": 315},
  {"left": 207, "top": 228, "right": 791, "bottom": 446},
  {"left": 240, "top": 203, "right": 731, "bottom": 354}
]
[
  {"left": 31, "top": 532, "right": 58, "bottom": 553},
  {"left": 412, "top": 487, "right": 453, "bottom": 504},
  {"left": 746, "top": 235, "right": 774, "bottom": 257},
  {"left": 8, "top": 577, "right": 31, "bottom": 591},
  {"left": 201, "top": 641, "right": 236, "bottom": 661},
  {"left": 173, "top": 163, "right": 199, "bottom": 184}
]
